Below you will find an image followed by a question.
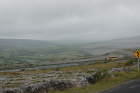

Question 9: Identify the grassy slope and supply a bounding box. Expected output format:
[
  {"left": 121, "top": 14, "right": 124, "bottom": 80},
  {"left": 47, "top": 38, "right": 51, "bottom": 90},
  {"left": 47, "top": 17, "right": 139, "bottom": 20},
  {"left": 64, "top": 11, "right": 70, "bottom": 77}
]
[
  {"left": 51, "top": 68, "right": 140, "bottom": 93},
  {"left": 44, "top": 62, "right": 140, "bottom": 93},
  {"left": 0, "top": 39, "right": 89, "bottom": 65}
]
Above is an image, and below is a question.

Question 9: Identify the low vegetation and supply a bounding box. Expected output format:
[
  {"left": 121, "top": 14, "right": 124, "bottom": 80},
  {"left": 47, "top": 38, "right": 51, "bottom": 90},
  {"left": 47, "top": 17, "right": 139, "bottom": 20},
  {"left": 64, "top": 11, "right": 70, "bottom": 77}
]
[
  {"left": 51, "top": 69, "right": 140, "bottom": 93},
  {"left": 125, "top": 59, "right": 137, "bottom": 65},
  {"left": 0, "top": 61, "right": 130, "bottom": 75},
  {"left": 0, "top": 40, "right": 90, "bottom": 65},
  {"left": 0, "top": 60, "right": 136, "bottom": 90}
]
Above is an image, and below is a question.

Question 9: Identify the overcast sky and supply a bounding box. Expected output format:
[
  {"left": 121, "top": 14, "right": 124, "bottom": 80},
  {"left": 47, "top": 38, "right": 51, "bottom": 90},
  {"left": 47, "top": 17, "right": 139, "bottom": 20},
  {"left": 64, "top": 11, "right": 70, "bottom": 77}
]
[{"left": 0, "top": 0, "right": 140, "bottom": 41}]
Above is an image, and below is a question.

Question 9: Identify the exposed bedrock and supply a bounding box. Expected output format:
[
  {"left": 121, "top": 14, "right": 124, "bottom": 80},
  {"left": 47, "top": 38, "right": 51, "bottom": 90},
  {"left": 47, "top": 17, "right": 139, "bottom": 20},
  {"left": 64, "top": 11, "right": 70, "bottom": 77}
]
[{"left": 2, "top": 80, "right": 89, "bottom": 93}]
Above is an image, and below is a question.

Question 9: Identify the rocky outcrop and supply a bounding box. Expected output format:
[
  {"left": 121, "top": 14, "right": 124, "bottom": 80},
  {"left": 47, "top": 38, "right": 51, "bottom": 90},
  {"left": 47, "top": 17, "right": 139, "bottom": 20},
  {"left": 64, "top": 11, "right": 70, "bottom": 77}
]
[
  {"left": 2, "top": 79, "right": 90, "bottom": 93},
  {"left": 2, "top": 80, "right": 76, "bottom": 93},
  {"left": 2, "top": 64, "right": 137, "bottom": 93},
  {"left": 86, "top": 66, "right": 132, "bottom": 84},
  {"left": 86, "top": 72, "right": 108, "bottom": 84}
]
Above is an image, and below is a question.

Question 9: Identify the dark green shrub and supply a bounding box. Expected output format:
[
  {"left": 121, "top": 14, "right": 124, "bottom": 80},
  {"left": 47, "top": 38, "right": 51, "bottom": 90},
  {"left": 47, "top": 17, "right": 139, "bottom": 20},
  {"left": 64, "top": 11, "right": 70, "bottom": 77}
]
[
  {"left": 41, "top": 68, "right": 47, "bottom": 71},
  {"left": 87, "top": 71, "right": 109, "bottom": 84},
  {"left": 92, "top": 72, "right": 102, "bottom": 83},
  {"left": 55, "top": 68, "right": 59, "bottom": 71},
  {"left": 21, "top": 69, "right": 25, "bottom": 71},
  {"left": 125, "top": 59, "right": 136, "bottom": 65},
  {"left": 103, "top": 58, "right": 110, "bottom": 63}
]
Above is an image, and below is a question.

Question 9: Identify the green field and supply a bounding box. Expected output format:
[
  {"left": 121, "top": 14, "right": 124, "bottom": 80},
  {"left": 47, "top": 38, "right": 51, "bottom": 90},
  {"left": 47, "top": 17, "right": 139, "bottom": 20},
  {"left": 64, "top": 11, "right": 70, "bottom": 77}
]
[{"left": 0, "top": 39, "right": 90, "bottom": 65}]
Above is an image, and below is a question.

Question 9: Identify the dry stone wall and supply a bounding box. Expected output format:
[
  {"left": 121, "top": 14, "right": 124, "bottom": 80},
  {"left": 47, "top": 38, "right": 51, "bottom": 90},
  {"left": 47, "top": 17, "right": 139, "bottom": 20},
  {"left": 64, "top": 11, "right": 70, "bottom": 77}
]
[{"left": 2, "top": 64, "right": 138, "bottom": 93}]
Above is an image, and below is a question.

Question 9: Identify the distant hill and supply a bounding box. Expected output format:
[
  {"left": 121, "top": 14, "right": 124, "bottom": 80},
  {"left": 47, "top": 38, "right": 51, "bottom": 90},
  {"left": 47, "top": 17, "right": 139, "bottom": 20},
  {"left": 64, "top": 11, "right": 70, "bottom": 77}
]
[
  {"left": 0, "top": 39, "right": 89, "bottom": 65},
  {"left": 51, "top": 40, "right": 96, "bottom": 45},
  {"left": 0, "top": 39, "right": 61, "bottom": 48},
  {"left": 83, "top": 36, "right": 140, "bottom": 55}
]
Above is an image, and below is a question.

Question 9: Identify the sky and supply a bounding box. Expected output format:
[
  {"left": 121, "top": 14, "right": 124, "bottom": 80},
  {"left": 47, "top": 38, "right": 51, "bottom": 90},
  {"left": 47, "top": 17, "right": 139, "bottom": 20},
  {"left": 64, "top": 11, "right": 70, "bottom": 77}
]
[{"left": 0, "top": 0, "right": 140, "bottom": 41}]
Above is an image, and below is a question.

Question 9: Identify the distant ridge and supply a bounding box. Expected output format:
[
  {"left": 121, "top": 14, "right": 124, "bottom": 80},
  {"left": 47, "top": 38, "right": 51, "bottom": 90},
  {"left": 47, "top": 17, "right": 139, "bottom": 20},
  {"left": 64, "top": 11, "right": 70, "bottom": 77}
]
[
  {"left": 0, "top": 38, "right": 61, "bottom": 48},
  {"left": 83, "top": 36, "right": 140, "bottom": 55}
]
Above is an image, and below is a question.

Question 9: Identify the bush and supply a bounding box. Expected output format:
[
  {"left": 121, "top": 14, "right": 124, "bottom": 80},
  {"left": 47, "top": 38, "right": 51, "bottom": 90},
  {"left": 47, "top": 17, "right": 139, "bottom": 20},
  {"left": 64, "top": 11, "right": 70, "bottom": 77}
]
[
  {"left": 21, "top": 69, "right": 25, "bottom": 71},
  {"left": 87, "top": 71, "right": 109, "bottom": 84},
  {"left": 125, "top": 59, "right": 136, "bottom": 65},
  {"left": 41, "top": 68, "right": 47, "bottom": 71},
  {"left": 103, "top": 59, "right": 110, "bottom": 63},
  {"left": 55, "top": 68, "right": 59, "bottom": 71}
]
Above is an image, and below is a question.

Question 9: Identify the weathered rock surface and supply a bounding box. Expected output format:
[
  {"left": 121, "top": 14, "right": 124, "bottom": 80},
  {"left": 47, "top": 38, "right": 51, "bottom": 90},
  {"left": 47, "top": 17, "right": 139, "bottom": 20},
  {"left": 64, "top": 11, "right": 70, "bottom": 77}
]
[
  {"left": 86, "top": 66, "right": 133, "bottom": 84},
  {"left": 1, "top": 63, "right": 137, "bottom": 93},
  {"left": 2, "top": 80, "right": 76, "bottom": 93}
]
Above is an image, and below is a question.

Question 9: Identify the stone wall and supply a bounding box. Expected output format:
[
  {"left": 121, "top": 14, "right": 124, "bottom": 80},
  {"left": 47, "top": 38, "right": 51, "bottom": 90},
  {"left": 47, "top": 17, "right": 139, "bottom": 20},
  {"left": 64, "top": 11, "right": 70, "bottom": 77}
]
[
  {"left": 2, "top": 80, "right": 76, "bottom": 93},
  {"left": 2, "top": 64, "right": 138, "bottom": 93},
  {"left": 2, "top": 79, "right": 90, "bottom": 93}
]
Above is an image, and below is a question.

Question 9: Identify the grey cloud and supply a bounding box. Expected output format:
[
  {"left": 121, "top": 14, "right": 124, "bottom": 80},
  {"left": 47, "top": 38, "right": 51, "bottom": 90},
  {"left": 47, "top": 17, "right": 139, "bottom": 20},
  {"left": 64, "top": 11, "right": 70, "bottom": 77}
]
[{"left": 0, "top": 0, "right": 140, "bottom": 41}]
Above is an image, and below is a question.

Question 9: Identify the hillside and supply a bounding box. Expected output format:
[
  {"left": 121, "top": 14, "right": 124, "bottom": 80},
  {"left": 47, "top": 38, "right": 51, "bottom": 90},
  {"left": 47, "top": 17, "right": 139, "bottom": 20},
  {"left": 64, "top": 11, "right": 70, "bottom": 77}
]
[
  {"left": 83, "top": 36, "right": 140, "bottom": 55},
  {"left": 0, "top": 39, "right": 61, "bottom": 48},
  {"left": 0, "top": 36, "right": 140, "bottom": 65},
  {"left": 0, "top": 39, "right": 88, "bottom": 65}
]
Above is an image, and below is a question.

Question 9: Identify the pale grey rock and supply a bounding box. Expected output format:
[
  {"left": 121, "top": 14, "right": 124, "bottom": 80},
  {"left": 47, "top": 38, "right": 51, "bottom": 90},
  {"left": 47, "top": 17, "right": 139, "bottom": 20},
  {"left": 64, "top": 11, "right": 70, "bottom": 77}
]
[{"left": 2, "top": 80, "right": 76, "bottom": 93}]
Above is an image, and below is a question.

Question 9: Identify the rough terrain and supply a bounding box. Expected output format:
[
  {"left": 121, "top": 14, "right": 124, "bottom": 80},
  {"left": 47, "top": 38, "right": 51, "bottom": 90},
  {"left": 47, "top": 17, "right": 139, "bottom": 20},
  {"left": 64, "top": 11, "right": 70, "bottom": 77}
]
[{"left": 1, "top": 63, "right": 137, "bottom": 93}]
